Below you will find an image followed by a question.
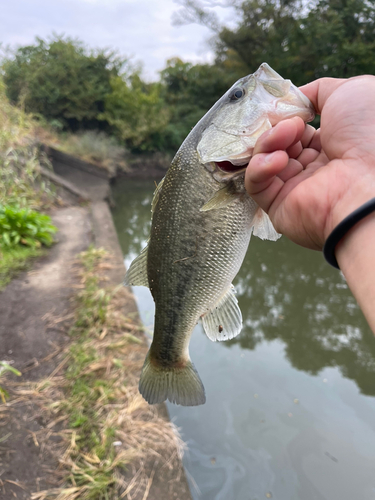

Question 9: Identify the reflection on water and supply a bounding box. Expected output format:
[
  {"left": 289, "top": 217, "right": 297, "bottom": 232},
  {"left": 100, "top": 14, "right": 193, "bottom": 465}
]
[
  {"left": 112, "top": 179, "right": 375, "bottom": 500},
  {"left": 231, "top": 237, "right": 375, "bottom": 398}
]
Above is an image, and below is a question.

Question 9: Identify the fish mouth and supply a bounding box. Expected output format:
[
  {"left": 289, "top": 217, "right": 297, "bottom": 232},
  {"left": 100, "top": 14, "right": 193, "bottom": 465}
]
[{"left": 215, "top": 160, "right": 249, "bottom": 173}]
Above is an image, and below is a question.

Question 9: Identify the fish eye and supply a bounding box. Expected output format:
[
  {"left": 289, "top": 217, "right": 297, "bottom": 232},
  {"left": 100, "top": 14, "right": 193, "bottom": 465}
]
[{"left": 229, "top": 88, "right": 245, "bottom": 101}]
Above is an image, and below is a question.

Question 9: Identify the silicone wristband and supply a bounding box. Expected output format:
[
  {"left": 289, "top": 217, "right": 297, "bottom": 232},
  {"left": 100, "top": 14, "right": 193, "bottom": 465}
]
[{"left": 323, "top": 197, "right": 375, "bottom": 269}]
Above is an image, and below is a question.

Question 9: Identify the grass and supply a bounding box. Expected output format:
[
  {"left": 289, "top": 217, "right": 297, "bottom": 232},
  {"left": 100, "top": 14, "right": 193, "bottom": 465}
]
[
  {"left": 54, "top": 131, "right": 129, "bottom": 175},
  {"left": 3, "top": 247, "right": 184, "bottom": 500},
  {"left": 0, "top": 361, "right": 21, "bottom": 403},
  {"left": 0, "top": 245, "right": 44, "bottom": 290}
]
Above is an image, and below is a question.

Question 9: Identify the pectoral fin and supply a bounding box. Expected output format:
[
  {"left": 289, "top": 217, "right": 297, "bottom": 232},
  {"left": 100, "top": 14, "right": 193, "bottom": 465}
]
[
  {"left": 124, "top": 244, "right": 149, "bottom": 287},
  {"left": 201, "top": 285, "right": 242, "bottom": 341},
  {"left": 200, "top": 185, "right": 239, "bottom": 212},
  {"left": 252, "top": 207, "right": 281, "bottom": 241}
]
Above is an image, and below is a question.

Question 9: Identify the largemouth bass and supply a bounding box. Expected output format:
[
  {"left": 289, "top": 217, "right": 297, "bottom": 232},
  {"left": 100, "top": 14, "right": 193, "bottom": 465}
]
[{"left": 125, "top": 63, "right": 314, "bottom": 406}]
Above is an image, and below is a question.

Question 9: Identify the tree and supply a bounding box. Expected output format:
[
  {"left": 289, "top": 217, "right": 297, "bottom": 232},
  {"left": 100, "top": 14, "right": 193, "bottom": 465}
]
[
  {"left": 100, "top": 73, "right": 169, "bottom": 152},
  {"left": 160, "top": 57, "right": 245, "bottom": 152},
  {"left": 1, "top": 35, "right": 124, "bottom": 130},
  {"left": 297, "top": 0, "right": 375, "bottom": 80},
  {"left": 174, "top": 0, "right": 375, "bottom": 86}
]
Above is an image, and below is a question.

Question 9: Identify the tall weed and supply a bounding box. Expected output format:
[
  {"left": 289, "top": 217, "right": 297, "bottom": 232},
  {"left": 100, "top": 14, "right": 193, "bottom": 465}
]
[{"left": 0, "top": 76, "right": 56, "bottom": 209}]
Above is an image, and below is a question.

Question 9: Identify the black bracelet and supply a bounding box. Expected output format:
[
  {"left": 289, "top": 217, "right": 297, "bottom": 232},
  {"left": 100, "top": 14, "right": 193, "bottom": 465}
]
[{"left": 323, "top": 197, "right": 375, "bottom": 269}]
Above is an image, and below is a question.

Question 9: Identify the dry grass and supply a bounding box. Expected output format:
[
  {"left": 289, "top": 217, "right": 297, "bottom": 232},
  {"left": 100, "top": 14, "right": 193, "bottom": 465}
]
[
  {"left": 54, "top": 131, "right": 129, "bottom": 176},
  {"left": 3, "top": 247, "right": 184, "bottom": 500}
]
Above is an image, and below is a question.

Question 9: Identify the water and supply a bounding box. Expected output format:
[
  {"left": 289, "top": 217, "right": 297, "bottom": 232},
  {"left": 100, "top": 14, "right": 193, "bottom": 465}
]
[{"left": 111, "top": 179, "right": 375, "bottom": 500}]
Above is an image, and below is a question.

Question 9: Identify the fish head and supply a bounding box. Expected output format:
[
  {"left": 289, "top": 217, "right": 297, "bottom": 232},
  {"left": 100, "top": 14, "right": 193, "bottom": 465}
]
[{"left": 197, "top": 63, "right": 315, "bottom": 182}]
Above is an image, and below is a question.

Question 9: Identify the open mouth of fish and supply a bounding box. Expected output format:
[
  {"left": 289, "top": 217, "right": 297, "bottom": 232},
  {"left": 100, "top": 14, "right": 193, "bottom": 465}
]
[
  {"left": 215, "top": 160, "right": 249, "bottom": 173},
  {"left": 204, "top": 154, "right": 252, "bottom": 183}
]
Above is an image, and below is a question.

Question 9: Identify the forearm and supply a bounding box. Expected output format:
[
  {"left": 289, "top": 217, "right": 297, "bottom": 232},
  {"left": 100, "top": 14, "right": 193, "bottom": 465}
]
[{"left": 335, "top": 211, "right": 375, "bottom": 334}]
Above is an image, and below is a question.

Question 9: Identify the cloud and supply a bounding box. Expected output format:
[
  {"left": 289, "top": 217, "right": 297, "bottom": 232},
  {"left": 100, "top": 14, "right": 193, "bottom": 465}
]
[{"left": 0, "top": 0, "right": 219, "bottom": 79}]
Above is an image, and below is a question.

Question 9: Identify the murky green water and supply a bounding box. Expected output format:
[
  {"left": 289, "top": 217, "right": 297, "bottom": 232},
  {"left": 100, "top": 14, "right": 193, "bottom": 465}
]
[{"left": 112, "top": 179, "right": 375, "bottom": 500}]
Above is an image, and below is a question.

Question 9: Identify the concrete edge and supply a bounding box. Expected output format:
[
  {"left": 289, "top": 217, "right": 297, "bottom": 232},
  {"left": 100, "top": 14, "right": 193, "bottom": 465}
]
[
  {"left": 41, "top": 144, "right": 111, "bottom": 180},
  {"left": 39, "top": 166, "right": 91, "bottom": 201},
  {"left": 89, "top": 200, "right": 193, "bottom": 500}
]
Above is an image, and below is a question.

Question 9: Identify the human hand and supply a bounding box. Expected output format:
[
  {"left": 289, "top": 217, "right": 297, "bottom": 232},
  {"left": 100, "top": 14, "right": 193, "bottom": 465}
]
[{"left": 245, "top": 76, "right": 375, "bottom": 250}]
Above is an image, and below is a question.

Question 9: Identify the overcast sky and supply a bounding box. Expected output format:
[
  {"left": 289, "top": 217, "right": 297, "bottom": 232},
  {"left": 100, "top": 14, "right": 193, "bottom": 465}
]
[{"left": 0, "top": 0, "right": 236, "bottom": 80}]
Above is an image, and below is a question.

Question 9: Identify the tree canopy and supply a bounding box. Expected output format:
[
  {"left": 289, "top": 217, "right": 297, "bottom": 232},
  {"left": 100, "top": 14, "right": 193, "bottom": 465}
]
[
  {"left": 2, "top": 36, "right": 123, "bottom": 130},
  {"left": 175, "top": 0, "right": 375, "bottom": 85},
  {"left": 2, "top": 1, "right": 375, "bottom": 154}
]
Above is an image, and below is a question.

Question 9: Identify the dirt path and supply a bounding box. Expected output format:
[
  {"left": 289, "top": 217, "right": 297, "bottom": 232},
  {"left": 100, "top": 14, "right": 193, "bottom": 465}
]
[{"left": 0, "top": 206, "right": 92, "bottom": 498}]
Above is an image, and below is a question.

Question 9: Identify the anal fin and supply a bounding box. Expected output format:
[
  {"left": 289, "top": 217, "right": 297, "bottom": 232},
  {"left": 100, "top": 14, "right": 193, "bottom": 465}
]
[{"left": 201, "top": 284, "right": 242, "bottom": 341}]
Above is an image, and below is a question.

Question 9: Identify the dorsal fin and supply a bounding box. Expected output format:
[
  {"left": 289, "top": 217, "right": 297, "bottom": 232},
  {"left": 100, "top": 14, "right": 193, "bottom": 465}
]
[
  {"left": 124, "top": 244, "right": 149, "bottom": 287},
  {"left": 124, "top": 177, "right": 165, "bottom": 288},
  {"left": 151, "top": 177, "right": 165, "bottom": 214}
]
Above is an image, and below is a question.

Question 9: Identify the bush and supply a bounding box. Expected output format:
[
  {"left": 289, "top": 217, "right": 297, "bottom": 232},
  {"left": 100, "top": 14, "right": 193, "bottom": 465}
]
[
  {"left": 0, "top": 205, "right": 57, "bottom": 248},
  {"left": 0, "top": 76, "right": 56, "bottom": 209}
]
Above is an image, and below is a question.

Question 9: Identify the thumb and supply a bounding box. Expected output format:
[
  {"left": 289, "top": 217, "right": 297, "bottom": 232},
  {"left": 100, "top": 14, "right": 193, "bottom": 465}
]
[{"left": 299, "top": 78, "right": 347, "bottom": 115}]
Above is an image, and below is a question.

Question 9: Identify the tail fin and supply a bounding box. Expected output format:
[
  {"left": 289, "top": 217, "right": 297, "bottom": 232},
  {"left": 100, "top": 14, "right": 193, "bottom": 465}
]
[{"left": 139, "top": 351, "right": 206, "bottom": 406}]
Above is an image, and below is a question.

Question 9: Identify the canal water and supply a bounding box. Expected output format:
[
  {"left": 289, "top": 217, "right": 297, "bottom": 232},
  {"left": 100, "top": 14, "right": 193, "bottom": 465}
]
[{"left": 111, "top": 178, "right": 375, "bottom": 500}]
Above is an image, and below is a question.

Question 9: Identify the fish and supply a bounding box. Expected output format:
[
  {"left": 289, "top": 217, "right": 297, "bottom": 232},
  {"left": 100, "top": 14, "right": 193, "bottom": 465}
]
[{"left": 125, "top": 63, "right": 315, "bottom": 406}]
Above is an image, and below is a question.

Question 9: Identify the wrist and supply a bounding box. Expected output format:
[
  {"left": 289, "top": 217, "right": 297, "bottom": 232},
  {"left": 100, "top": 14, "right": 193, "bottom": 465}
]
[
  {"left": 335, "top": 210, "right": 375, "bottom": 333},
  {"left": 327, "top": 194, "right": 375, "bottom": 239},
  {"left": 324, "top": 197, "right": 375, "bottom": 269}
]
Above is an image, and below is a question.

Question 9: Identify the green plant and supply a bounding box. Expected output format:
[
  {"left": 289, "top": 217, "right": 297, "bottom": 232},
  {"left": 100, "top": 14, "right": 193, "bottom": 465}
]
[
  {"left": 0, "top": 204, "right": 57, "bottom": 248},
  {"left": 0, "top": 361, "right": 21, "bottom": 402}
]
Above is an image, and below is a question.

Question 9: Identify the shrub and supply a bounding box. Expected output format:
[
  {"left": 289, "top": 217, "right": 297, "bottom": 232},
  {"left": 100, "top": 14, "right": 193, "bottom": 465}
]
[
  {"left": 2, "top": 35, "right": 123, "bottom": 130},
  {"left": 0, "top": 204, "right": 57, "bottom": 248}
]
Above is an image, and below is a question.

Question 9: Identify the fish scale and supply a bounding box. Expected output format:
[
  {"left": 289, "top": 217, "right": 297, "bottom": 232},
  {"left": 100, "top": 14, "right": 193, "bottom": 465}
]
[{"left": 124, "top": 63, "right": 315, "bottom": 406}]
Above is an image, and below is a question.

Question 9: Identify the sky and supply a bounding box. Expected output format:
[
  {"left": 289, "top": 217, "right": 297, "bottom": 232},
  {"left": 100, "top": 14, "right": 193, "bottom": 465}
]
[{"left": 0, "top": 0, "right": 236, "bottom": 80}]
